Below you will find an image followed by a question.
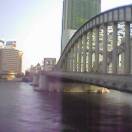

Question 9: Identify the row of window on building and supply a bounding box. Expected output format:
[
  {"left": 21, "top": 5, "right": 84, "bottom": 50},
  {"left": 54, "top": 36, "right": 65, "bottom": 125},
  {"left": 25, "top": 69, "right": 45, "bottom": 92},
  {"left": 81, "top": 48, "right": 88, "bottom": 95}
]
[{"left": 0, "top": 40, "right": 23, "bottom": 80}]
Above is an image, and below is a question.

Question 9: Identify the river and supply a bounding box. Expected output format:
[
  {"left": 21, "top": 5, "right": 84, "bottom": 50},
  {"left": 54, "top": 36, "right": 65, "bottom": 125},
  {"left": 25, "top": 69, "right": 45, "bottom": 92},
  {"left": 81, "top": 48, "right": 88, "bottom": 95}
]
[
  {"left": 0, "top": 81, "right": 132, "bottom": 132},
  {"left": 0, "top": 81, "right": 61, "bottom": 132},
  {"left": 62, "top": 89, "right": 132, "bottom": 132}
]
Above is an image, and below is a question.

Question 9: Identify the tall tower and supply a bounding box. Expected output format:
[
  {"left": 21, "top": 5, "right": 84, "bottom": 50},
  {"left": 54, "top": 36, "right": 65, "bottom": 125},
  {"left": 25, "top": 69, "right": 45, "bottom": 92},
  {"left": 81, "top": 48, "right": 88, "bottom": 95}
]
[{"left": 61, "top": 0, "right": 101, "bottom": 53}]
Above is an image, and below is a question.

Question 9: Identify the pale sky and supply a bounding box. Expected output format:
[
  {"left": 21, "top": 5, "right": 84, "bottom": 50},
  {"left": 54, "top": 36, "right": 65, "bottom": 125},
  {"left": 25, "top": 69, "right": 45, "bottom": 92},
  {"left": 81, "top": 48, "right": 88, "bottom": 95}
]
[{"left": 0, "top": 0, "right": 132, "bottom": 71}]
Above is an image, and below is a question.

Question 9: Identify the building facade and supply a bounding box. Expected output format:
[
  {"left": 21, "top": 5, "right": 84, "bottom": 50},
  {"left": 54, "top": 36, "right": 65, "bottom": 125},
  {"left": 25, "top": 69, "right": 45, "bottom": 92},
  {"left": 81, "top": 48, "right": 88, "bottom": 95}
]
[
  {"left": 61, "top": 0, "right": 101, "bottom": 52},
  {"left": 0, "top": 47, "right": 23, "bottom": 79},
  {"left": 6, "top": 41, "right": 16, "bottom": 48},
  {"left": 43, "top": 58, "right": 56, "bottom": 71}
]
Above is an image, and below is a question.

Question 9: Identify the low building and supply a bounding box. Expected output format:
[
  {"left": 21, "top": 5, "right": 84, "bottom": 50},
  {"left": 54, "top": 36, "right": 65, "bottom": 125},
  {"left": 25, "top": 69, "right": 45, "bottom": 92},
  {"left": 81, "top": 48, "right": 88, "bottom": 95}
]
[
  {"left": 43, "top": 58, "right": 56, "bottom": 71},
  {"left": 0, "top": 40, "right": 4, "bottom": 48},
  {"left": 6, "top": 41, "right": 16, "bottom": 49}
]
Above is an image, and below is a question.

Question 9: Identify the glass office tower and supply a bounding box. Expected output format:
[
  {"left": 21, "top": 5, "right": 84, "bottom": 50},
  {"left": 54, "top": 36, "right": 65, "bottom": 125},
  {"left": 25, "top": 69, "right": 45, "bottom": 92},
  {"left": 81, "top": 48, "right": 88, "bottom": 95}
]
[{"left": 61, "top": 0, "right": 101, "bottom": 52}]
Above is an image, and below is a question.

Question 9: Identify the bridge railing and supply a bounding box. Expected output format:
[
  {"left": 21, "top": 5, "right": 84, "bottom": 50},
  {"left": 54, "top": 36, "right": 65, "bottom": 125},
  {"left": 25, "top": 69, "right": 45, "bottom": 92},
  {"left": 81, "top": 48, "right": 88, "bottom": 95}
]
[{"left": 57, "top": 4, "right": 132, "bottom": 75}]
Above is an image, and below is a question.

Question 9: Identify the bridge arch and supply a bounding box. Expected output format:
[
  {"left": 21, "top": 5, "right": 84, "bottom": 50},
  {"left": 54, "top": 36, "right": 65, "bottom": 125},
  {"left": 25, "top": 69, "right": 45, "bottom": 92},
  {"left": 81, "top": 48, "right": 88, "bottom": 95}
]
[{"left": 58, "top": 4, "right": 132, "bottom": 75}]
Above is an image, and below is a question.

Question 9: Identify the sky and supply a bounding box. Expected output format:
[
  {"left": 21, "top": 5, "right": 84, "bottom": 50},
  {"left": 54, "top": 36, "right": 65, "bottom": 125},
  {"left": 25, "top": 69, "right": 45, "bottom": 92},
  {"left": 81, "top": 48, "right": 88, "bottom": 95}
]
[{"left": 0, "top": 0, "right": 132, "bottom": 71}]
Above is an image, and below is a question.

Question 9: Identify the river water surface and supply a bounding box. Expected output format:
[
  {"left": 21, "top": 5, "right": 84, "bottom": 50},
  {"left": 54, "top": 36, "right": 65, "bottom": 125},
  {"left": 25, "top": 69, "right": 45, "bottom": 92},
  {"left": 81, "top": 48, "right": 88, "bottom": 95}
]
[
  {"left": 0, "top": 81, "right": 132, "bottom": 132},
  {"left": 62, "top": 89, "right": 132, "bottom": 132},
  {"left": 0, "top": 81, "right": 61, "bottom": 132}
]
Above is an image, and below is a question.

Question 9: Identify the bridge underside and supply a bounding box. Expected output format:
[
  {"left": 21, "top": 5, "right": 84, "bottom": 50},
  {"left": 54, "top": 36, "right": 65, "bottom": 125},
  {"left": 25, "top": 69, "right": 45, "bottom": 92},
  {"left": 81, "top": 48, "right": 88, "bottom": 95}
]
[{"left": 44, "top": 72, "right": 132, "bottom": 93}]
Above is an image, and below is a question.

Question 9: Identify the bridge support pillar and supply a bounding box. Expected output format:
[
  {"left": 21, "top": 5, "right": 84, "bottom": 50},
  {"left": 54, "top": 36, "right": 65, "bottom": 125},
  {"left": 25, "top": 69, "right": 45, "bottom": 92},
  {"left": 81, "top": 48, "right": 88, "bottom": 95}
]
[
  {"left": 36, "top": 74, "right": 62, "bottom": 92},
  {"left": 95, "top": 27, "right": 99, "bottom": 72},
  {"left": 62, "top": 60, "right": 66, "bottom": 72},
  {"left": 88, "top": 31, "right": 92, "bottom": 72},
  {"left": 69, "top": 54, "right": 71, "bottom": 72},
  {"left": 78, "top": 38, "right": 82, "bottom": 72},
  {"left": 70, "top": 48, "right": 74, "bottom": 72},
  {"left": 112, "top": 23, "right": 118, "bottom": 73},
  {"left": 124, "top": 22, "right": 131, "bottom": 74},
  {"left": 38, "top": 74, "right": 49, "bottom": 91},
  {"left": 74, "top": 43, "right": 78, "bottom": 72},
  {"left": 67, "top": 53, "right": 70, "bottom": 72},
  {"left": 82, "top": 33, "right": 87, "bottom": 72},
  {"left": 32, "top": 73, "right": 39, "bottom": 87},
  {"left": 66, "top": 54, "right": 69, "bottom": 71},
  {"left": 103, "top": 24, "right": 108, "bottom": 73},
  {"left": 72, "top": 46, "right": 75, "bottom": 72}
]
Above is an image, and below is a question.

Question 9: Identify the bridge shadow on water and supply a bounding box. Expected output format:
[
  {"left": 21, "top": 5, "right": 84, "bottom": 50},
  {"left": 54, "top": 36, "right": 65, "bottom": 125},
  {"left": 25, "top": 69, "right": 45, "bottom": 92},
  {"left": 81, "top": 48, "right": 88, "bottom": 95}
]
[{"left": 61, "top": 84, "right": 132, "bottom": 132}]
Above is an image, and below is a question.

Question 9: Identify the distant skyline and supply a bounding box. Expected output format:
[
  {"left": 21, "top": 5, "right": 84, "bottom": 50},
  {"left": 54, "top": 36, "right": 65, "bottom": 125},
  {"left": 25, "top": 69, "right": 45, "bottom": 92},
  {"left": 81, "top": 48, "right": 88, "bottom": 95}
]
[{"left": 0, "top": 0, "right": 131, "bottom": 71}]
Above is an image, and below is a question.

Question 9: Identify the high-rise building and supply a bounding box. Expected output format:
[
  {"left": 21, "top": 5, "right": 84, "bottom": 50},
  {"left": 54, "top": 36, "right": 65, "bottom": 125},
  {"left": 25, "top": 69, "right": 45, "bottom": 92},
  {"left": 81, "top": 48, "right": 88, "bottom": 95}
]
[
  {"left": 0, "top": 46, "right": 23, "bottom": 79},
  {"left": 61, "top": 0, "right": 101, "bottom": 52}
]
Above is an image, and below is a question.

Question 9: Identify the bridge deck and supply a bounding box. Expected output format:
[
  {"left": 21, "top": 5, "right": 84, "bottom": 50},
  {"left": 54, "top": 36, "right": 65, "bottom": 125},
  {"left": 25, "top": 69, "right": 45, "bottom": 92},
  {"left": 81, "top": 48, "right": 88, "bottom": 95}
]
[{"left": 42, "top": 71, "right": 132, "bottom": 92}]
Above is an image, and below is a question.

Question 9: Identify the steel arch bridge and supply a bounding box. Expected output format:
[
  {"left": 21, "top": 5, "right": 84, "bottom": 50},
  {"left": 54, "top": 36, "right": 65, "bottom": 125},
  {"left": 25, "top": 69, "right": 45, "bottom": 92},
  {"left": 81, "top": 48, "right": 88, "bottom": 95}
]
[
  {"left": 57, "top": 4, "right": 132, "bottom": 75},
  {"left": 35, "top": 5, "right": 132, "bottom": 92}
]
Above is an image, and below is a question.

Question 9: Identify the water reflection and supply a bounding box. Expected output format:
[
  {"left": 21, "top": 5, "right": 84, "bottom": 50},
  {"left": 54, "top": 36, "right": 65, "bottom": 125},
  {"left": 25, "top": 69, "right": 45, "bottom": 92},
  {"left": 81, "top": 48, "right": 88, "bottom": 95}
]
[{"left": 62, "top": 84, "right": 132, "bottom": 132}]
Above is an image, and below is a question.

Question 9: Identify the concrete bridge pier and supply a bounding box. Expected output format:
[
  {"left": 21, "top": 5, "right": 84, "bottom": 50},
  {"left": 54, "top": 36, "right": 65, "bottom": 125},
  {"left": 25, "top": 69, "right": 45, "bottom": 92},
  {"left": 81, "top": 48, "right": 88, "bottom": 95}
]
[
  {"left": 48, "top": 78, "right": 62, "bottom": 92},
  {"left": 32, "top": 73, "right": 39, "bottom": 87},
  {"left": 38, "top": 74, "right": 49, "bottom": 91},
  {"left": 36, "top": 73, "right": 62, "bottom": 92}
]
